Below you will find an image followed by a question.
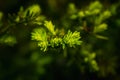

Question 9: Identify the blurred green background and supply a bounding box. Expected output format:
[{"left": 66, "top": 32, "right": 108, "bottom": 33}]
[{"left": 0, "top": 0, "right": 120, "bottom": 80}]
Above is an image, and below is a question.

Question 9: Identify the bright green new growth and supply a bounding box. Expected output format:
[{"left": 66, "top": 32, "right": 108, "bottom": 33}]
[
  {"left": 44, "top": 21, "right": 56, "bottom": 35},
  {"left": 38, "top": 41, "right": 48, "bottom": 52},
  {"left": 63, "top": 30, "right": 82, "bottom": 47},
  {"left": 31, "top": 28, "right": 47, "bottom": 41},
  {"left": 31, "top": 21, "right": 82, "bottom": 51},
  {"left": 31, "top": 28, "right": 48, "bottom": 51},
  {"left": 50, "top": 37, "right": 63, "bottom": 47}
]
